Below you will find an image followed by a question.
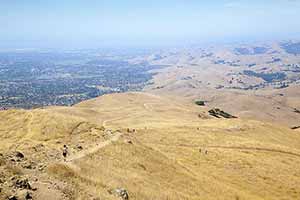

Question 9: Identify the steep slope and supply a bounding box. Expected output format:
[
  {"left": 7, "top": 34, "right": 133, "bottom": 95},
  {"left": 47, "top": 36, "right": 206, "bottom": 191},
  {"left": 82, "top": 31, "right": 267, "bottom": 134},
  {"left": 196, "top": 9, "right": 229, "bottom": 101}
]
[{"left": 0, "top": 92, "right": 300, "bottom": 200}]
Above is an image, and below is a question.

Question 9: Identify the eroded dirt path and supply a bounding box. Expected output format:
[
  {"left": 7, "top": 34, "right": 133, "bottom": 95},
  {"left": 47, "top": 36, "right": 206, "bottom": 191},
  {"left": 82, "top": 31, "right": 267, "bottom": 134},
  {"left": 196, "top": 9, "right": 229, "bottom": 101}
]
[
  {"left": 66, "top": 132, "right": 123, "bottom": 162},
  {"left": 205, "top": 145, "right": 300, "bottom": 157},
  {"left": 144, "top": 142, "right": 300, "bottom": 158}
]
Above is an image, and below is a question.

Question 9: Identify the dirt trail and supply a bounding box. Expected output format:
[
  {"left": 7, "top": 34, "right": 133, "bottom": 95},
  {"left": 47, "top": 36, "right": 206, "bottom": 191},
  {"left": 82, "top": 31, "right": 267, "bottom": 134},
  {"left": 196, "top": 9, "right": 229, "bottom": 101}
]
[
  {"left": 66, "top": 132, "right": 122, "bottom": 162},
  {"left": 143, "top": 102, "right": 194, "bottom": 113},
  {"left": 145, "top": 142, "right": 300, "bottom": 158},
  {"left": 205, "top": 145, "right": 300, "bottom": 157},
  {"left": 102, "top": 117, "right": 127, "bottom": 127}
]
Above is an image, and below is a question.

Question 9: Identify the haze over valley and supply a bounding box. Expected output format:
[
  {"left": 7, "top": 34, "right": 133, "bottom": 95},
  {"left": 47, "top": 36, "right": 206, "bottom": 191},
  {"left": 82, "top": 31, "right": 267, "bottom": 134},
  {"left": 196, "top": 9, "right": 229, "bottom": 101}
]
[{"left": 1, "top": 1, "right": 300, "bottom": 200}]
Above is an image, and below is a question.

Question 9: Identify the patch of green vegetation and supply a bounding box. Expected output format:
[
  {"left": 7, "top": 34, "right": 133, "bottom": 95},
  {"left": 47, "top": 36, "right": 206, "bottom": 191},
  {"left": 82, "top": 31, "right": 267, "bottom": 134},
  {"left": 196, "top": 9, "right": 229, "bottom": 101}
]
[
  {"left": 195, "top": 100, "right": 205, "bottom": 106},
  {"left": 243, "top": 70, "right": 286, "bottom": 82},
  {"left": 208, "top": 108, "right": 237, "bottom": 119}
]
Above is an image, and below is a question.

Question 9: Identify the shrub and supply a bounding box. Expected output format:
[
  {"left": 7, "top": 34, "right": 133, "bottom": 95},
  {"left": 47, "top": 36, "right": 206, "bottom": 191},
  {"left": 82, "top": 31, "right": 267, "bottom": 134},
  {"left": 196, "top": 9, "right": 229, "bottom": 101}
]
[{"left": 195, "top": 100, "right": 205, "bottom": 106}]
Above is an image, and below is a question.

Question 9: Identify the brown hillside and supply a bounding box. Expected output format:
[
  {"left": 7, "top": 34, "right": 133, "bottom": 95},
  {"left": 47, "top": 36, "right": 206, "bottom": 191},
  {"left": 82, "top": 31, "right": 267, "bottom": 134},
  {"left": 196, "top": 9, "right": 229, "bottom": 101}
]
[{"left": 0, "top": 92, "right": 300, "bottom": 200}]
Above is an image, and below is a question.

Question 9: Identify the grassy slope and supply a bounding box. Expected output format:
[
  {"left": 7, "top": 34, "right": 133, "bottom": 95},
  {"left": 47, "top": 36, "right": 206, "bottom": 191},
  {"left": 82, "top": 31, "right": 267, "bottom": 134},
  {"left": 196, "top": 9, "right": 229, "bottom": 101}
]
[
  {"left": 143, "top": 49, "right": 300, "bottom": 127},
  {"left": 0, "top": 92, "right": 300, "bottom": 199}
]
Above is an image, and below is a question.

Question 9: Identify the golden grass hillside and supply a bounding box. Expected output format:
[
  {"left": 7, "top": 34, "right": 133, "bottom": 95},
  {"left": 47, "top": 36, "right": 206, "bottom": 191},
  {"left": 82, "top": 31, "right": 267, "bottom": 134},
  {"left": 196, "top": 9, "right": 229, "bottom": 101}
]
[
  {"left": 144, "top": 59, "right": 300, "bottom": 127},
  {"left": 0, "top": 92, "right": 300, "bottom": 200}
]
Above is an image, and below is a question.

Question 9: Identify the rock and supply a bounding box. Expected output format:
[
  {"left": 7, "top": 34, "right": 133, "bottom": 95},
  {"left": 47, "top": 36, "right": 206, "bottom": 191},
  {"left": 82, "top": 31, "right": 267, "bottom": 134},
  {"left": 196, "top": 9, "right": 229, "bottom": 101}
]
[
  {"left": 15, "top": 152, "right": 25, "bottom": 159},
  {"left": 76, "top": 145, "right": 83, "bottom": 151},
  {"left": 14, "top": 178, "right": 32, "bottom": 190},
  {"left": 126, "top": 128, "right": 136, "bottom": 133},
  {"left": 8, "top": 196, "right": 18, "bottom": 200},
  {"left": 109, "top": 188, "right": 129, "bottom": 200},
  {"left": 38, "top": 164, "right": 46, "bottom": 171},
  {"left": 25, "top": 192, "right": 33, "bottom": 200},
  {"left": 125, "top": 140, "right": 133, "bottom": 144},
  {"left": 32, "top": 144, "right": 44, "bottom": 152},
  {"left": 13, "top": 190, "right": 33, "bottom": 200},
  {"left": 9, "top": 151, "right": 25, "bottom": 162},
  {"left": 106, "top": 130, "right": 113, "bottom": 135},
  {"left": 22, "top": 164, "right": 33, "bottom": 169},
  {"left": 22, "top": 161, "right": 36, "bottom": 170}
]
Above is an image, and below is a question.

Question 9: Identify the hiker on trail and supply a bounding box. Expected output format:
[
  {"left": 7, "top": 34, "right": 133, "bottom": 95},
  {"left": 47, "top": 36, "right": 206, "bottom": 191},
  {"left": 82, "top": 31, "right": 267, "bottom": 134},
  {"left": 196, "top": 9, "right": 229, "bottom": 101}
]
[{"left": 63, "top": 145, "right": 68, "bottom": 161}]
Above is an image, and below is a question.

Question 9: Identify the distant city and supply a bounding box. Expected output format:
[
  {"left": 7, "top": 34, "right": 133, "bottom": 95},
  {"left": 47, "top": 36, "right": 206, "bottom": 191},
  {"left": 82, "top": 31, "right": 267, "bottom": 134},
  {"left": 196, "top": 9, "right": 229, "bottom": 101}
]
[
  {"left": 1, "top": 41, "right": 300, "bottom": 109},
  {"left": 0, "top": 50, "right": 161, "bottom": 108}
]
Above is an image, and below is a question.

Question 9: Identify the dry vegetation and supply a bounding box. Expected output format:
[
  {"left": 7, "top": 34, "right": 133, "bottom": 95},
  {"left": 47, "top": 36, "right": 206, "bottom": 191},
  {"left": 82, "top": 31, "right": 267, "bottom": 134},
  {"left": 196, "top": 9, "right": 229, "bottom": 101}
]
[
  {"left": 143, "top": 44, "right": 300, "bottom": 127},
  {"left": 0, "top": 92, "right": 300, "bottom": 199}
]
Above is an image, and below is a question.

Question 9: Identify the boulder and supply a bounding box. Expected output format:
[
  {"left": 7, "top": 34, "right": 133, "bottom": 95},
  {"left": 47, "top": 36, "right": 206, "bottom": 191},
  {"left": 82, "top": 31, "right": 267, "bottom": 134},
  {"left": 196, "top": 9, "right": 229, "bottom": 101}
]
[
  {"left": 109, "top": 188, "right": 129, "bottom": 200},
  {"left": 15, "top": 152, "right": 25, "bottom": 159}
]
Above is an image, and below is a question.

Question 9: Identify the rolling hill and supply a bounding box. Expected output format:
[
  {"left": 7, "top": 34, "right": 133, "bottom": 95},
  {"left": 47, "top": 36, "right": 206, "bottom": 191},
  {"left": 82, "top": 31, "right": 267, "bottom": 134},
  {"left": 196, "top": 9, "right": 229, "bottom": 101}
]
[{"left": 1, "top": 92, "right": 300, "bottom": 200}]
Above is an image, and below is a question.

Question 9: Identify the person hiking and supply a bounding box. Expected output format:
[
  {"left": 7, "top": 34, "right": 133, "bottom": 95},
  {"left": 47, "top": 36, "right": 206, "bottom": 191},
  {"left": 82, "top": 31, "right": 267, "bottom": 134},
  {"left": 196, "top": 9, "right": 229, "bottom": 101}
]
[{"left": 63, "top": 145, "right": 68, "bottom": 161}]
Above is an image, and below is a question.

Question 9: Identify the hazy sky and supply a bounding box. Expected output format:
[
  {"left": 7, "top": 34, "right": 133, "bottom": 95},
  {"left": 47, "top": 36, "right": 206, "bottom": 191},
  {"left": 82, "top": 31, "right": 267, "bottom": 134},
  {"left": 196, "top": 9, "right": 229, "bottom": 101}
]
[{"left": 1, "top": 0, "right": 300, "bottom": 48}]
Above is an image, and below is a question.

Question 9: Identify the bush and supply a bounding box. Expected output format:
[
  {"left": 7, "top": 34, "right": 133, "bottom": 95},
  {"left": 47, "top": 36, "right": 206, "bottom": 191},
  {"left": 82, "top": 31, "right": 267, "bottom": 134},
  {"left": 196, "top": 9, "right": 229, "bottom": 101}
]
[{"left": 195, "top": 100, "right": 205, "bottom": 106}]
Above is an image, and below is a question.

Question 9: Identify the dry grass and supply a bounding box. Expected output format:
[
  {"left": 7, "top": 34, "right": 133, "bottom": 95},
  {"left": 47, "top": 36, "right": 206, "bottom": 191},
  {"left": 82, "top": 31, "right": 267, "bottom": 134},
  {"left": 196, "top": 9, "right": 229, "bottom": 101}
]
[{"left": 0, "top": 92, "right": 300, "bottom": 199}]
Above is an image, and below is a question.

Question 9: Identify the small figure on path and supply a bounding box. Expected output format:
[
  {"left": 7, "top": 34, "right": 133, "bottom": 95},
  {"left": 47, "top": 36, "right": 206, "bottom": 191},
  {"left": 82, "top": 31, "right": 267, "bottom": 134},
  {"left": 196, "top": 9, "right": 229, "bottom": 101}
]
[{"left": 63, "top": 145, "right": 68, "bottom": 161}]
